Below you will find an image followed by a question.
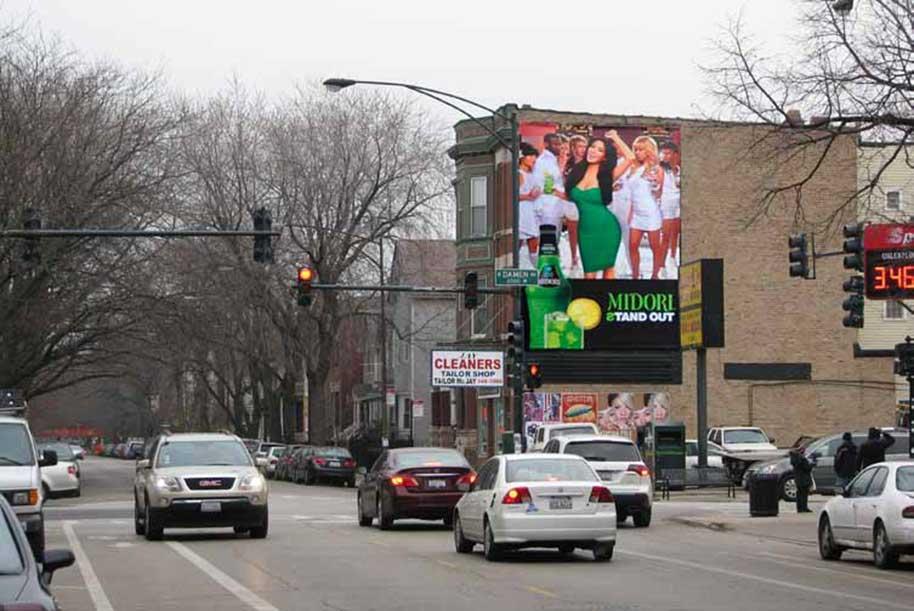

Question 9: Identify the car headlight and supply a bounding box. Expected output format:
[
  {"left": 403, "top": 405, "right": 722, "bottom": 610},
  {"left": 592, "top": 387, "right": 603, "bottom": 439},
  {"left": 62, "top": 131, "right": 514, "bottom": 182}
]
[
  {"left": 758, "top": 464, "right": 779, "bottom": 474},
  {"left": 238, "top": 473, "right": 265, "bottom": 492},
  {"left": 154, "top": 476, "right": 181, "bottom": 492},
  {"left": 11, "top": 489, "right": 39, "bottom": 506}
]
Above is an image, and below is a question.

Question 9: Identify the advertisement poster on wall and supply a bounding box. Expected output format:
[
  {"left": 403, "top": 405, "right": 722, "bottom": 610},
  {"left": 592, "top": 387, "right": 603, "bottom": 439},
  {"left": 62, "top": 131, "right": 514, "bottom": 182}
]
[
  {"left": 597, "top": 392, "right": 671, "bottom": 436},
  {"left": 560, "top": 393, "right": 598, "bottom": 424},
  {"left": 516, "top": 121, "right": 681, "bottom": 353}
]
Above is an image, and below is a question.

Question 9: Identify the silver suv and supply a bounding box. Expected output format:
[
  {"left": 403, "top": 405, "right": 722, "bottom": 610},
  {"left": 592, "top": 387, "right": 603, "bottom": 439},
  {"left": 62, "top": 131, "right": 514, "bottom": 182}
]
[{"left": 133, "top": 433, "right": 269, "bottom": 541}]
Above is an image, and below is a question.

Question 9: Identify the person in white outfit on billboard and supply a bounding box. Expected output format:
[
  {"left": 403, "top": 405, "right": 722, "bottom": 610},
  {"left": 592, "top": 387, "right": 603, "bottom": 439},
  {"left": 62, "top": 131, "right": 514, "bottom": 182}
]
[
  {"left": 531, "top": 133, "right": 580, "bottom": 271},
  {"left": 659, "top": 141, "right": 681, "bottom": 277},
  {"left": 518, "top": 142, "right": 542, "bottom": 267},
  {"left": 627, "top": 135, "right": 664, "bottom": 279}
]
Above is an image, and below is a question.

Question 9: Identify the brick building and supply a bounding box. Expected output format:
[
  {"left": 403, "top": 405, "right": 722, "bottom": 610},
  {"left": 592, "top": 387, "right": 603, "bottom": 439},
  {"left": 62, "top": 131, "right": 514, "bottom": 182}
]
[{"left": 443, "top": 105, "right": 895, "bottom": 462}]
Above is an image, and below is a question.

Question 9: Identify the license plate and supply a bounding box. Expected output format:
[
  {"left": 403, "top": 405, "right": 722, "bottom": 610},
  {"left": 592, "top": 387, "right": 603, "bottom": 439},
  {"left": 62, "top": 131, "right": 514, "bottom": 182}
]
[
  {"left": 328, "top": 461, "right": 340, "bottom": 467},
  {"left": 427, "top": 479, "right": 447, "bottom": 489},
  {"left": 548, "top": 497, "right": 572, "bottom": 510},
  {"left": 200, "top": 501, "right": 221, "bottom": 513},
  {"left": 599, "top": 471, "right": 621, "bottom": 481}
]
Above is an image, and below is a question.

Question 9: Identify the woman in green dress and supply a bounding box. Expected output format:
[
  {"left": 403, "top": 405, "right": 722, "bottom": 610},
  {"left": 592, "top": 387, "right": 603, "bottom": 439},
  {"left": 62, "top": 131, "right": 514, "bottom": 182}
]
[{"left": 565, "top": 137, "right": 623, "bottom": 279}]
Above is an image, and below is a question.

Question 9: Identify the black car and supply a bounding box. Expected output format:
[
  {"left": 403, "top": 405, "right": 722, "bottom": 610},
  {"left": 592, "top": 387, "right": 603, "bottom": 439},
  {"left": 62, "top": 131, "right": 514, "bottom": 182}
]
[
  {"left": 0, "top": 496, "right": 75, "bottom": 611},
  {"left": 299, "top": 447, "right": 357, "bottom": 487}
]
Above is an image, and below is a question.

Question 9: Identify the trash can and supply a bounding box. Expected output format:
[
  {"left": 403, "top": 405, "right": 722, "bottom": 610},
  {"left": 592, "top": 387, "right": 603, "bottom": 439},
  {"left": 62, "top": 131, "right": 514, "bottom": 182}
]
[{"left": 748, "top": 473, "right": 780, "bottom": 517}]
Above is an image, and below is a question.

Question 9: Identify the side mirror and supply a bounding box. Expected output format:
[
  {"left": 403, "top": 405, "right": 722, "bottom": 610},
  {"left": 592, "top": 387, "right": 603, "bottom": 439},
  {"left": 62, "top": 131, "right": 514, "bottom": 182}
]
[
  {"left": 136, "top": 459, "right": 150, "bottom": 470},
  {"left": 841, "top": 486, "right": 851, "bottom": 498},
  {"left": 769, "top": 438, "right": 776, "bottom": 445},
  {"left": 39, "top": 450, "right": 58, "bottom": 468},
  {"left": 41, "top": 549, "right": 75, "bottom": 584}
]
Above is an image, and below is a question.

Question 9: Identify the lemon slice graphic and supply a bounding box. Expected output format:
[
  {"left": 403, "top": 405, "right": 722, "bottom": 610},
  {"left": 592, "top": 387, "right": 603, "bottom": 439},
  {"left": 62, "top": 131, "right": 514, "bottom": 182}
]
[{"left": 566, "top": 298, "right": 602, "bottom": 331}]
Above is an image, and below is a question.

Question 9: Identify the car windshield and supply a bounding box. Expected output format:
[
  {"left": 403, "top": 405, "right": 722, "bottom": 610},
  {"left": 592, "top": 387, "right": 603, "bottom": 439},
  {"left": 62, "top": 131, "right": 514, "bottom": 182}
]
[
  {"left": 551, "top": 427, "right": 596, "bottom": 438},
  {"left": 506, "top": 458, "right": 598, "bottom": 483},
  {"left": 896, "top": 467, "right": 914, "bottom": 492},
  {"left": 156, "top": 440, "right": 252, "bottom": 467},
  {"left": 317, "top": 447, "right": 352, "bottom": 458},
  {"left": 564, "top": 441, "right": 641, "bottom": 462},
  {"left": 40, "top": 443, "right": 75, "bottom": 461},
  {"left": 0, "top": 423, "right": 35, "bottom": 466},
  {"left": 723, "top": 430, "right": 769, "bottom": 444},
  {"left": 0, "top": 511, "right": 23, "bottom": 574},
  {"left": 392, "top": 450, "right": 468, "bottom": 469}
]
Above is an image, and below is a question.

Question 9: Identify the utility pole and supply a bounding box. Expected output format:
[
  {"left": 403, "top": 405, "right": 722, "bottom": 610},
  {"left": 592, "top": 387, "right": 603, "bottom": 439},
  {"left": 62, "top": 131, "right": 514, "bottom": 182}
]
[{"left": 379, "top": 237, "right": 390, "bottom": 445}]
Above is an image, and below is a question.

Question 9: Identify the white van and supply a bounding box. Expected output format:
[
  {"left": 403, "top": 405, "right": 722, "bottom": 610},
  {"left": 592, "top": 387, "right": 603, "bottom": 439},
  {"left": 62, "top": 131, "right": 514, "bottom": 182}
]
[
  {"left": 529, "top": 423, "right": 599, "bottom": 452},
  {"left": 0, "top": 412, "right": 56, "bottom": 557}
]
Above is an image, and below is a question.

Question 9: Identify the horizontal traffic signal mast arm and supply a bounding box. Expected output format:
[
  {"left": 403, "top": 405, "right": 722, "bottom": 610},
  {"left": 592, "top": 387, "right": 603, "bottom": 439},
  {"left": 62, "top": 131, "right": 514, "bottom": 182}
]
[
  {"left": 1, "top": 229, "right": 281, "bottom": 238},
  {"left": 309, "top": 283, "right": 511, "bottom": 295}
]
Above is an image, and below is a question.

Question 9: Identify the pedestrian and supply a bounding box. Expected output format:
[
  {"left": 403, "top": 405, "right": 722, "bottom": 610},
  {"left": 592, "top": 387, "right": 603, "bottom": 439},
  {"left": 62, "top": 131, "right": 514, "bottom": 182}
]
[
  {"left": 789, "top": 448, "right": 815, "bottom": 513},
  {"left": 857, "top": 427, "right": 895, "bottom": 471},
  {"left": 833, "top": 432, "right": 858, "bottom": 491}
]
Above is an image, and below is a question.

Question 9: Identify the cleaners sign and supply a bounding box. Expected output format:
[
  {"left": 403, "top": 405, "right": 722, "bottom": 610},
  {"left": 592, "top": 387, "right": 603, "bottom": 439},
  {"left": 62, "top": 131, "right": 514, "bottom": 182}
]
[{"left": 431, "top": 350, "right": 504, "bottom": 388}]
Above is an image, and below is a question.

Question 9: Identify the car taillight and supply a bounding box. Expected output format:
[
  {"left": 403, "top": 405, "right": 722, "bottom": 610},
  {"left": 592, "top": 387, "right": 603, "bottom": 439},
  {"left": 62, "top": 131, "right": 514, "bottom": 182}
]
[
  {"left": 457, "top": 472, "right": 477, "bottom": 487},
  {"left": 903, "top": 506, "right": 914, "bottom": 519},
  {"left": 67, "top": 465, "right": 77, "bottom": 475},
  {"left": 502, "top": 487, "right": 532, "bottom": 504},
  {"left": 628, "top": 464, "right": 650, "bottom": 478},
  {"left": 343, "top": 459, "right": 356, "bottom": 468},
  {"left": 313, "top": 458, "right": 327, "bottom": 466},
  {"left": 390, "top": 475, "right": 419, "bottom": 488},
  {"left": 589, "top": 486, "right": 614, "bottom": 503}
]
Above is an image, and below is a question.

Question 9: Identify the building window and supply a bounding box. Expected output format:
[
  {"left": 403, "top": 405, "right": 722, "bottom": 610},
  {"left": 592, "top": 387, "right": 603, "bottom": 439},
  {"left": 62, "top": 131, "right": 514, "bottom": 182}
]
[
  {"left": 886, "top": 190, "right": 902, "bottom": 211},
  {"left": 471, "top": 276, "right": 488, "bottom": 338},
  {"left": 470, "top": 176, "right": 488, "bottom": 237},
  {"left": 885, "top": 301, "right": 905, "bottom": 320}
]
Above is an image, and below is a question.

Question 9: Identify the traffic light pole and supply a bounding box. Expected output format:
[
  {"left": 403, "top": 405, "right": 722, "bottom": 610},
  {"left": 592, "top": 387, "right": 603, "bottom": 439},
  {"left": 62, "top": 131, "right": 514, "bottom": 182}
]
[{"left": 509, "top": 112, "right": 526, "bottom": 453}]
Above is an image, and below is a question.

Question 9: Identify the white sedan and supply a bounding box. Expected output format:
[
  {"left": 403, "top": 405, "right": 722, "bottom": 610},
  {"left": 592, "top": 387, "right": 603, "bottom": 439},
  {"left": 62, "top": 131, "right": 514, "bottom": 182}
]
[
  {"left": 818, "top": 461, "right": 914, "bottom": 569},
  {"left": 453, "top": 453, "right": 616, "bottom": 562},
  {"left": 38, "top": 443, "right": 81, "bottom": 498}
]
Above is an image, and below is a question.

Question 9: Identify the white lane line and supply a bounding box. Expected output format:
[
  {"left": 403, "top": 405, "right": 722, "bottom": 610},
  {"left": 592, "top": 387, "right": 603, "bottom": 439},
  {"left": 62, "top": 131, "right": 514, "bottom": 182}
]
[
  {"left": 62, "top": 521, "right": 115, "bottom": 611},
  {"left": 757, "top": 552, "right": 914, "bottom": 589},
  {"left": 622, "top": 549, "right": 911, "bottom": 610},
  {"left": 166, "top": 542, "right": 279, "bottom": 611}
]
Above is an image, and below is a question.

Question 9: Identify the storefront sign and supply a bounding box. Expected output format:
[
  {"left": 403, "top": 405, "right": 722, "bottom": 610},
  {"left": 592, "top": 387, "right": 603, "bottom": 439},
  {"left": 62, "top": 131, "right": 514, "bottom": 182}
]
[
  {"left": 430, "top": 350, "right": 504, "bottom": 387},
  {"left": 678, "top": 259, "right": 724, "bottom": 350}
]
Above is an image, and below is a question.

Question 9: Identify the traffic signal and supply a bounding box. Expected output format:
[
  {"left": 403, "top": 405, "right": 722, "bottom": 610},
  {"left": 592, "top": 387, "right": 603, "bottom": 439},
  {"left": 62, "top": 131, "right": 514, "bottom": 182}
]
[
  {"left": 894, "top": 341, "right": 914, "bottom": 377},
  {"left": 22, "top": 208, "right": 40, "bottom": 265},
  {"left": 252, "top": 207, "right": 274, "bottom": 264},
  {"left": 787, "top": 233, "right": 809, "bottom": 278},
  {"left": 463, "top": 272, "right": 478, "bottom": 310},
  {"left": 507, "top": 319, "right": 525, "bottom": 366},
  {"left": 297, "top": 265, "right": 314, "bottom": 307},
  {"left": 525, "top": 362, "right": 543, "bottom": 390},
  {"left": 842, "top": 274, "right": 864, "bottom": 328},
  {"left": 842, "top": 223, "right": 864, "bottom": 272}
]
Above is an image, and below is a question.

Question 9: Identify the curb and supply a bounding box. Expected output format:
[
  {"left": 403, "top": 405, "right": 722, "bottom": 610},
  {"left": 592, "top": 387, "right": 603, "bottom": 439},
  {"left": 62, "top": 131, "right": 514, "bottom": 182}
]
[{"left": 669, "top": 516, "right": 733, "bottom": 532}]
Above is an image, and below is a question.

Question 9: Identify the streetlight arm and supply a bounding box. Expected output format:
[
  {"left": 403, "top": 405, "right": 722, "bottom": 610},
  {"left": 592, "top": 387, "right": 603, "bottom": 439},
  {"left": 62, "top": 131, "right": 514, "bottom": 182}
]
[{"left": 403, "top": 86, "right": 512, "bottom": 149}]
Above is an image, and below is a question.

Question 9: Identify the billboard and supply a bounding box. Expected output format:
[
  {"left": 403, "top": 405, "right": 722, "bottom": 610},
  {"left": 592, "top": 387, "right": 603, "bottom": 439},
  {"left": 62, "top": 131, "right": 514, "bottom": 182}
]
[
  {"left": 517, "top": 122, "right": 681, "bottom": 352},
  {"left": 430, "top": 350, "right": 504, "bottom": 387},
  {"left": 863, "top": 223, "right": 914, "bottom": 300}
]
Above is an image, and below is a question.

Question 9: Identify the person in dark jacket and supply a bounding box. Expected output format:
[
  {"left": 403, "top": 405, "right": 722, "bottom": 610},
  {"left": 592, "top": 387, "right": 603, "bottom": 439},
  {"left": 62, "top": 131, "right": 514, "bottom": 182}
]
[
  {"left": 857, "top": 428, "right": 894, "bottom": 471},
  {"left": 833, "top": 432, "right": 858, "bottom": 490},
  {"left": 789, "top": 448, "right": 815, "bottom": 513}
]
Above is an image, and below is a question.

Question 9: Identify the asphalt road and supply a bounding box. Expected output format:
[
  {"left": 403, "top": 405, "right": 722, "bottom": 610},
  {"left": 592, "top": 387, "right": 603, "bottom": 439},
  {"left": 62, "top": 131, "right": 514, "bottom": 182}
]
[{"left": 41, "top": 457, "right": 914, "bottom": 611}]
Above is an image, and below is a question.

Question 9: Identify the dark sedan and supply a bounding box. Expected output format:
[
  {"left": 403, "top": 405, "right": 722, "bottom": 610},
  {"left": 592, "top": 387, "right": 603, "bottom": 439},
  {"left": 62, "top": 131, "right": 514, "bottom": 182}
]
[
  {"left": 0, "top": 496, "right": 75, "bottom": 611},
  {"left": 300, "top": 447, "right": 357, "bottom": 487},
  {"left": 357, "top": 448, "right": 475, "bottom": 530}
]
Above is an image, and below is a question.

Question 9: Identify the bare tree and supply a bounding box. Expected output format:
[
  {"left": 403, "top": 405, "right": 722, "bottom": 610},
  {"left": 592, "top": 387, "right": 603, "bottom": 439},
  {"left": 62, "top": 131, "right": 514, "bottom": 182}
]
[{"left": 705, "top": 0, "right": 914, "bottom": 227}]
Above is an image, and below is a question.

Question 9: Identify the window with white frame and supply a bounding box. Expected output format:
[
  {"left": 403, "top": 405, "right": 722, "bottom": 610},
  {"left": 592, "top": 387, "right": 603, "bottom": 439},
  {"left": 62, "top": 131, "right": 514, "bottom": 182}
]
[
  {"left": 886, "top": 190, "right": 902, "bottom": 211},
  {"left": 471, "top": 276, "right": 488, "bottom": 337},
  {"left": 885, "top": 300, "right": 905, "bottom": 320},
  {"left": 470, "top": 176, "right": 488, "bottom": 237}
]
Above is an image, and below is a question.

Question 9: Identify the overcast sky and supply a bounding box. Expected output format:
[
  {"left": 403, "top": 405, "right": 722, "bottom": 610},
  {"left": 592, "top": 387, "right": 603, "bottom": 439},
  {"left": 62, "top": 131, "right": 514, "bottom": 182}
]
[{"left": 9, "top": 0, "right": 802, "bottom": 126}]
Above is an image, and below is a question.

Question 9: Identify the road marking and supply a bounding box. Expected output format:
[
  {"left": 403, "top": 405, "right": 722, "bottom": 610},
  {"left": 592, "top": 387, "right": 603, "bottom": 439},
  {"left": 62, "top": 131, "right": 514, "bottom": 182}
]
[
  {"left": 622, "top": 549, "right": 912, "bottom": 610},
  {"left": 167, "top": 542, "right": 279, "bottom": 611},
  {"left": 757, "top": 552, "right": 914, "bottom": 589},
  {"left": 62, "top": 521, "right": 115, "bottom": 611},
  {"left": 435, "top": 560, "right": 458, "bottom": 569},
  {"left": 525, "top": 586, "right": 557, "bottom": 599}
]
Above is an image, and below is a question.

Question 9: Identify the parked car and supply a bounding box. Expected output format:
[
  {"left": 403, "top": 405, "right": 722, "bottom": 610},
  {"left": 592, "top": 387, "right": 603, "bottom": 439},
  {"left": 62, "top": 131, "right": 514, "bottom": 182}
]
[
  {"left": 543, "top": 434, "right": 653, "bottom": 527},
  {"left": 707, "top": 426, "right": 781, "bottom": 456},
  {"left": 818, "top": 461, "right": 914, "bottom": 569},
  {"left": 134, "top": 432, "right": 269, "bottom": 540},
  {"left": 0, "top": 412, "right": 56, "bottom": 558},
  {"left": 453, "top": 453, "right": 616, "bottom": 561},
  {"left": 126, "top": 441, "right": 145, "bottom": 460},
  {"left": 685, "top": 439, "right": 724, "bottom": 469},
  {"left": 0, "top": 495, "right": 75, "bottom": 610},
  {"left": 298, "top": 447, "right": 357, "bottom": 487},
  {"left": 275, "top": 445, "right": 304, "bottom": 481},
  {"left": 264, "top": 446, "right": 287, "bottom": 479},
  {"left": 251, "top": 442, "right": 284, "bottom": 459},
  {"left": 357, "top": 447, "right": 475, "bottom": 529},
  {"left": 37, "top": 443, "right": 81, "bottom": 499},
  {"left": 288, "top": 446, "right": 318, "bottom": 483},
  {"left": 114, "top": 443, "right": 127, "bottom": 458},
  {"left": 69, "top": 444, "right": 86, "bottom": 460},
  {"left": 529, "top": 423, "right": 600, "bottom": 452}
]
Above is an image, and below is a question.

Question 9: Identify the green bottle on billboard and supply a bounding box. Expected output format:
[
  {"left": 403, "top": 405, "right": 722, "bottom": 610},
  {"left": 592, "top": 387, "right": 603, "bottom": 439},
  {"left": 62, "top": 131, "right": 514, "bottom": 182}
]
[{"left": 525, "top": 225, "right": 581, "bottom": 350}]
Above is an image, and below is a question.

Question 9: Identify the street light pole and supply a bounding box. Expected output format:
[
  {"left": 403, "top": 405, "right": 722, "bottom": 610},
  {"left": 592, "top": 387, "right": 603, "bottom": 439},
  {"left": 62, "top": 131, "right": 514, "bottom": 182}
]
[{"left": 379, "top": 237, "right": 389, "bottom": 444}]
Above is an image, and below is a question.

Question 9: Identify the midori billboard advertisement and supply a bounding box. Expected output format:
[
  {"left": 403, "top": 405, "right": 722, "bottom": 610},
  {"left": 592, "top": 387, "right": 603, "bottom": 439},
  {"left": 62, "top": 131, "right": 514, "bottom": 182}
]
[{"left": 516, "top": 122, "right": 682, "bottom": 352}]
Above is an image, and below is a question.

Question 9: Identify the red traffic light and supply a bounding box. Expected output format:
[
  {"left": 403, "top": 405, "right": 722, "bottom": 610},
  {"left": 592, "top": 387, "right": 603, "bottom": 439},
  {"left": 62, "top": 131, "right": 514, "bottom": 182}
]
[
  {"left": 528, "top": 364, "right": 540, "bottom": 377},
  {"left": 298, "top": 266, "right": 314, "bottom": 282}
]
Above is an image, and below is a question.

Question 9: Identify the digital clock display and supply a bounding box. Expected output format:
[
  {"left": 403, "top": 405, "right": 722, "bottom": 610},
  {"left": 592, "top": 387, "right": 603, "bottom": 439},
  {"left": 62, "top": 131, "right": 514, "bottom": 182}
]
[{"left": 865, "top": 254, "right": 914, "bottom": 299}]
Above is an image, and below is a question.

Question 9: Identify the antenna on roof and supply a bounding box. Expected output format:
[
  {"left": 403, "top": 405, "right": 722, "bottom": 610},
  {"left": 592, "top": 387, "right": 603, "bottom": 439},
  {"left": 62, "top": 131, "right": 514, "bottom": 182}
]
[{"left": 0, "top": 389, "right": 27, "bottom": 417}]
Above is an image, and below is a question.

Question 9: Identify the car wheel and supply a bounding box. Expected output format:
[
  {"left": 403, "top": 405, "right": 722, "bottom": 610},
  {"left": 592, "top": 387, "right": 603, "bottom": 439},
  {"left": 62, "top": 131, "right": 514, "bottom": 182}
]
[
  {"left": 818, "top": 515, "right": 842, "bottom": 561},
  {"left": 633, "top": 508, "right": 652, "bottom": 528},
  {"left": 592, "top": 542, "right": 614, "bottom": 562},
  {"left": 873, "top": 522, "right": 898, "bottom": 569},
  {"left": 483, "top": 519, "right": 502, "bottom": 561},
  {"left": 249, "top": 507, "right": 269, "bottom": 539},
  {"left": 357, "top": 493, "right": 373, "bottom": 527},
  {"left": 453, "top": 514, "right": 473, "bottom": 554},
  {"left": 144, "top": 501, "right": 163, "bottom": 541},
  {"left": 72, "top": 486, "right": 81, "bottom": 498},
  {"left": 377, "top": 493, "right": 393, "bottom": 530},
  {"left": 134, "top": 496, "right": 145, "bottom": 536},
  {"left": 779, "top": 476, "right": 797, "bottom": 503},
  {"left": 558, "top": 544, "right": 575, "bottom": 555}
]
